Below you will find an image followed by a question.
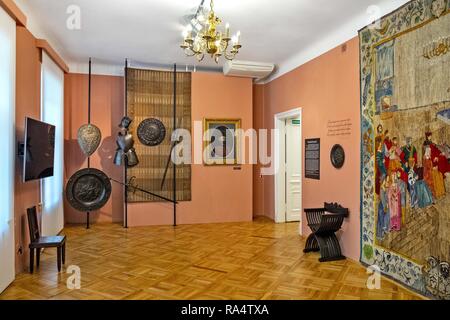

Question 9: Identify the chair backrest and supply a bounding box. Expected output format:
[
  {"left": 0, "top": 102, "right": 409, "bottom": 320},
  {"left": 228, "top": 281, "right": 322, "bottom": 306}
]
[
  {"left": 27, "top": 206, "right": 40, "bottom": 243},
  {"left": 324, "top": 202, "right": 349, "bottom": 217},
  {"left": 317, "top": 214, "right": 345, "bottom": 233}
]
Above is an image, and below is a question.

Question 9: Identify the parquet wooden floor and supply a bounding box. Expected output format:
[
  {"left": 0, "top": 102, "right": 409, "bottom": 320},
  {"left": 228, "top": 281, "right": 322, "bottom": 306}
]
[{"left": 0, "top": 218, "right": 424, "bottom": 300}]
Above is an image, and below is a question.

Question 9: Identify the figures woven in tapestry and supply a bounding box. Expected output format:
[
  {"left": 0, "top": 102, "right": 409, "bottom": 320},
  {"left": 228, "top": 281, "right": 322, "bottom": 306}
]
[
  {"left": 126, "top": 68, "right": 192, "bottom": 202},
  {"left": 360, "top": 0, "right": 450, "bottom": 300}
]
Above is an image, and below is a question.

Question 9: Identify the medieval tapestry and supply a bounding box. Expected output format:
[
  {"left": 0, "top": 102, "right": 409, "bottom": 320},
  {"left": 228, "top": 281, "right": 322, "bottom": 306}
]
[
  {"left": 359, "top": 0, "right": 450, "bottom": 299},
  {"left": 126, "top": 68, "right": 192, "bottom": 202}
]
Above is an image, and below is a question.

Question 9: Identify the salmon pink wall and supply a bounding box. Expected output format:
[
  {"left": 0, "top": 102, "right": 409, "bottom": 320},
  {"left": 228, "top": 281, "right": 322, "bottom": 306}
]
[
  {"left": 127, "top": 72, "right": 253, "bottom": 226},
  {"left": 14, "top": 26, "right": 41, "bottom": 273},
  {"left": 63, "top": 72, "right": 253, "bottom": 226},
  {"left": 64, "top": 73, "right": 124, "bottom": 224},
  {"left": 255, "top": 38, "right": 361, "bottom": 261}
]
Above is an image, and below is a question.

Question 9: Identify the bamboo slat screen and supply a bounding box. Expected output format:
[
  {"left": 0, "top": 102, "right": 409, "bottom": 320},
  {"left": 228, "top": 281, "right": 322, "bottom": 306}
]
[{"left": 126, "top": 68, "right": 191, "bottom": 202}]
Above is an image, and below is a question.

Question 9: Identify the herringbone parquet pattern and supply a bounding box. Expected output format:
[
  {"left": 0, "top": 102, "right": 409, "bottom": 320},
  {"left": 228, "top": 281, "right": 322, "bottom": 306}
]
[{"left": 0, "top": 218, "right": 424, "bottom": 300}]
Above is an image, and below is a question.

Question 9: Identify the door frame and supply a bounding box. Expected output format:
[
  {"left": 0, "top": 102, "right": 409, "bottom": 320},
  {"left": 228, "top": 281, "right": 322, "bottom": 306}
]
[{"left": 274, "top": 108, "right": 302, "bottom": 230}]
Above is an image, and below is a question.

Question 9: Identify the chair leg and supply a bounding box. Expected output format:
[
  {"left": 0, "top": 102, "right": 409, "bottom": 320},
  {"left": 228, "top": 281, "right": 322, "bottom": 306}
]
[
  {"left": 316, "top": 232, "right": 346, "bottom": 262},
  {"left": 304, "top": 234, "right": 320, "bottom": 253},
  {"left": 62, "top": 243, "right": 66, "bottom": 265},
  {"left": 29, "top": 248, "right": 34, "bottom": 274},
  {"left": 36, "top": 248, "right": 40, "bottom": 268},
  {"left": 57, "top": 246, "right": 62, "bottom": 272}
]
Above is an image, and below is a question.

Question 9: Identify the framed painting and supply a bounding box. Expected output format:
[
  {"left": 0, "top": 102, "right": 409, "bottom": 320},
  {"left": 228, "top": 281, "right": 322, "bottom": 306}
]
[{"left": 203, "top": 119, "right": 241, "bottom": 165}]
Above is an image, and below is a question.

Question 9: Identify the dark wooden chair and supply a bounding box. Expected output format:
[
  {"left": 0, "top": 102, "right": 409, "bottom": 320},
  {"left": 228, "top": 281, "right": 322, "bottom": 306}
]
[
  {"left": 303, "top": 203, "right": 349, "bottom": 262},
  {"left": 27, "top": 206, "right": 66, "bottom": 273}
]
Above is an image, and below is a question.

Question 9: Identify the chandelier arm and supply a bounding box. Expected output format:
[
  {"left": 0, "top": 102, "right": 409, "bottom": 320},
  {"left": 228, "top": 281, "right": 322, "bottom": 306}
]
[
  {"left": 183, "top": 45, "right": 200, "bottom": 56},
  {"left": 184, "top": 49, "right": 197, "bottom": 57},
  {"left": 197, "top": 53, "right": 205, "bottom": 62},
  {"left": 223, "top": 52, "right": 236, "bottom": 61},
  {"left": 223, "top": 43, "right": 239, "bottom": 60}
]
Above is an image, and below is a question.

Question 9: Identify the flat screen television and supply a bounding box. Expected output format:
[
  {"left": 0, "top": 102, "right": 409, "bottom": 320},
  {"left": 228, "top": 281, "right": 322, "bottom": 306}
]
[{"left": 23, "top": 117, "right": 55, "bottom": 182}]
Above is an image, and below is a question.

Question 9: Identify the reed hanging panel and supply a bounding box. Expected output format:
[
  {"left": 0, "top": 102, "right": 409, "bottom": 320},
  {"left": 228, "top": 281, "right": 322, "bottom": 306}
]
[{"left": 126, "top": 68, "right": 191, "bottom": 202}]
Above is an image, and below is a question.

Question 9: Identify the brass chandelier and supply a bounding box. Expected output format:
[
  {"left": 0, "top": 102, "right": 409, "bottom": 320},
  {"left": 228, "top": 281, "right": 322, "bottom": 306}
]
[{"left": 180, "top": 0, "right": 242, "bottom": 63}]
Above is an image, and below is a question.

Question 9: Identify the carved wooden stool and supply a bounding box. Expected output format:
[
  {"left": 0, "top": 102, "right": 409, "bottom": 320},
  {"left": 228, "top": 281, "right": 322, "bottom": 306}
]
[{"left": 303, "top": 203, "right": 349, "bottom": 262}]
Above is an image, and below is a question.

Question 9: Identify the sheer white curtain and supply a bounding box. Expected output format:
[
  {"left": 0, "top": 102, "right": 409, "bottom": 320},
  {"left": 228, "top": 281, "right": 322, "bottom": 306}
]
[
  {"left": 0, "top": 7, "right": 16, "bottom": 293},
  {"left": 41, "top": 52, "right": 64, "bottom": 236}
]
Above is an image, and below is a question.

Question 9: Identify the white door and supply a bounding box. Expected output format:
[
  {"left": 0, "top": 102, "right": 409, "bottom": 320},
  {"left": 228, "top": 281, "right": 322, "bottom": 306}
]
[
  {"left": 0, "top": 7, "right": 16, "bottom": 293},
  {"left": 285, "top": 117, "right": 302, "bottom": 222}
]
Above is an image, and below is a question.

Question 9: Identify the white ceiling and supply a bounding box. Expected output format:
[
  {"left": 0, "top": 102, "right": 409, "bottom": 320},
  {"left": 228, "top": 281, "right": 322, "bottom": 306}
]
[{"left": 15, "top": 0, "right": 409, "bottom": 81}]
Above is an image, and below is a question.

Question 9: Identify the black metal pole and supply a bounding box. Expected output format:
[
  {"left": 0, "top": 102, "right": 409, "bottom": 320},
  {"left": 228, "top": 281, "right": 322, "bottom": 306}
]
[
  {"left": 173, "top": 63, "right": 177, "bottom": 227},
  {"left": 124, "top": 59, "right": 128, "bottom": 229},
  {"left": 88, "top": 58, "right": 91, "bottom": 124},
  {"left": 109, "top": 178, "right": 177, "bottom": 204},
  {"left": 86, "top": 57, "right": 92, "bottom": 230}
]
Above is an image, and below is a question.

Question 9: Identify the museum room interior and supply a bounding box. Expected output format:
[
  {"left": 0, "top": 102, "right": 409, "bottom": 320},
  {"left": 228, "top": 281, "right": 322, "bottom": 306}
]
[{"left": 0, "top": 0, "right": 449, "bottom": 301}]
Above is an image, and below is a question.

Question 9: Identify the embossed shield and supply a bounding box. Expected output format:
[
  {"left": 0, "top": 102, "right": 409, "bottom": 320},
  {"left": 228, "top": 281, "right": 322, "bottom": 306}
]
[
  {"left": 77, "top": 124, "right": 102, "bottom": 156},
  {"left": 330, "top": 144, "right": 345, "bottom": 169},
  {"left": 137, "top": 118, "right": 166, "bottom": 147},
  {"left": 66, "top": 168, "right": 112, "bottom": 212}
]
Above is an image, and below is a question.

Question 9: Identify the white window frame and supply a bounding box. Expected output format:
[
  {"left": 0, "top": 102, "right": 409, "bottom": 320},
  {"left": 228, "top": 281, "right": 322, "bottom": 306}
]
[{"left": 40, "top": 52, "right": 65, "bottom": 236}]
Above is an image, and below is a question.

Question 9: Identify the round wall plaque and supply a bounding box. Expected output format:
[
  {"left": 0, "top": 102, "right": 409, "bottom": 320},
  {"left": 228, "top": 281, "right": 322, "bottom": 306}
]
[
  {"left": 137, "top": 118, "right": 166, "bottom": 147},
  {"left": 330, "top": 144, "right": 345, "bottom": 169},
  {"left": 66, "top": 168, "right": 112, "bottom": 212}
]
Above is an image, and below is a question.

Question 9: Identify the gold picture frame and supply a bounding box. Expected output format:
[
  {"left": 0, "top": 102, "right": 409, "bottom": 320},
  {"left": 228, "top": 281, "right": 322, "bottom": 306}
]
[{"left": 203, "top": 118, "right": 241, "bottom": 166}]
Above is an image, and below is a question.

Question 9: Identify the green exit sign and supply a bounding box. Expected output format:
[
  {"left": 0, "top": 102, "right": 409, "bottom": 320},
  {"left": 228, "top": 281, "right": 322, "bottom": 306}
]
[{"left": 292, "top": 119, "right": 301, "bottom": 125}]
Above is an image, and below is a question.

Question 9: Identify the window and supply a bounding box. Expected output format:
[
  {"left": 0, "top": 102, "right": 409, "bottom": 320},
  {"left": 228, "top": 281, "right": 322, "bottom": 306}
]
[{"left": 41, "top": 52, "right": 64, "bottom": 236}]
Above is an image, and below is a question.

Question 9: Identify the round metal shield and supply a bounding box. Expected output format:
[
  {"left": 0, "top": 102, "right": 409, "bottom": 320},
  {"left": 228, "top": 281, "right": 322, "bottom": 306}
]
[
  {"left": 66, "top": 168, "right": 112, "bottom": 212},
  {"left": 137, "top": 118, "right": 166, "bottom": 146},
  {"left": 330, "top": 144, "right": 345, "bottom": 169}
]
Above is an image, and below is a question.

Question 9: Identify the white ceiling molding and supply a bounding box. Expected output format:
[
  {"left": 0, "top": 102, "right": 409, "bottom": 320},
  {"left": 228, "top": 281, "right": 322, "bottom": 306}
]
[
  {"left": 69, "top": 62, "right": 125, "bottom": 76},
  {"left": 69, "top": 60, "right": 222, "bottom": 76},
  {"left": 127, "top": 60, "right": 222, "bottom": 73},
  {"left": 264, "top": 0, "right": 410, "bottom": 83},
  {"left": 14, "top": 0, "right": 71, "bottom": 72}
]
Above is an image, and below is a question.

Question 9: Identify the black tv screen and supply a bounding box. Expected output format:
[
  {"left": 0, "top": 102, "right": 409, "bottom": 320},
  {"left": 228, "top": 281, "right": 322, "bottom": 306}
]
[{"left": 23, "top": 117, "right": 55, "bottom": 182}]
